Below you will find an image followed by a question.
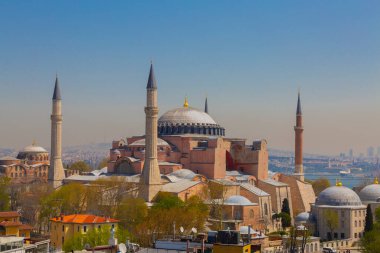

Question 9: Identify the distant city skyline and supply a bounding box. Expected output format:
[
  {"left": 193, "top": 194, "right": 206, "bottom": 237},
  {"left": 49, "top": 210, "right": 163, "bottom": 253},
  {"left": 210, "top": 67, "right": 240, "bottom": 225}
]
[{"left": 1, "top": 1, "right": 380, "bottom": 155}]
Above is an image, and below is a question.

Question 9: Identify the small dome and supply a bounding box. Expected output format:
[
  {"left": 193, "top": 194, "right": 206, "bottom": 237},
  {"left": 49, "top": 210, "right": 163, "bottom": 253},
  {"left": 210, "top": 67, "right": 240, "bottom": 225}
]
[
  {"left": 359, "top": 184, "right": 380, "bottom": 203},
  {"left": 295, "top": 212, "right": 310, "bottom": 223},
  {"left": 169, "top": 169, "right": 196, "bottom": 180},
  {"left": 316, "top": 186, "right": 362, "bottom": 206},
  {"left": 21, "top": 145, "right": 48, "bottom": 153},
  {"left": 225, "top": 195, "right": 254, "bottom": 206}
]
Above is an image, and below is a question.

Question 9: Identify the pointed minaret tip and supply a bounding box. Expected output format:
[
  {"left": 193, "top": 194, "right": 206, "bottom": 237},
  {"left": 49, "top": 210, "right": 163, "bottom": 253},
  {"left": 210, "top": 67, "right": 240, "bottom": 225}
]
[
  {"left": 296, "top": 91, "right": 302, "bottom": 115},
  {"left": 204, "top": 96, "right": 208, "bottom": 113},
  {"left": 53, "top": 75, "right": 62, "bottom": 100},
  {"left": 146, "top": 63, "right": 157, "bottom": 89}
]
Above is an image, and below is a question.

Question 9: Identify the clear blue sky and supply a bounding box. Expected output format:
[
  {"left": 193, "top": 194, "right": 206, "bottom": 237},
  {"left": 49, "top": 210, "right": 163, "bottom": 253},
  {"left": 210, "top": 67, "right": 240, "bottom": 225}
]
[{"left": 1, "top": 0, "right": 380, "bottom": 155}]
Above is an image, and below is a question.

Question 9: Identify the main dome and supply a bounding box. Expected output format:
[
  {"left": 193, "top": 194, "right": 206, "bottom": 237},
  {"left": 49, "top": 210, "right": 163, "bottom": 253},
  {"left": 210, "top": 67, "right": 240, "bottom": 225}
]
[
  {"left": 359, "top": 184, "right": 380, "bottom": 203},
  {"left": 316, "top": 186, "right": 362, "bottom": 207},
  {"left": 158, "top": 106, "right": 225, "bottom": 136}
]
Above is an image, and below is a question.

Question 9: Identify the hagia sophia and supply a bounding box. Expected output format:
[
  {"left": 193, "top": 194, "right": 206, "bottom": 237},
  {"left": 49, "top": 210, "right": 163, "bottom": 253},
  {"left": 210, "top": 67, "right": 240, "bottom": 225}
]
[{"left": 2, "top": 64, "right": 380, "bottom": 247}]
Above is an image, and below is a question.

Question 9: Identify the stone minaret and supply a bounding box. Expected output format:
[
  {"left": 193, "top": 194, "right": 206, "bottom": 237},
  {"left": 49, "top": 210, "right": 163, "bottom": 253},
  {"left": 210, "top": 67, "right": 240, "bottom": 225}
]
[
  {"left": 139, "top": 64, "right": 162, "bottom": 202},
  {"left": 49, "top": 75, "right": 66, "bottom": 188},
  {"left": 294, "top": 91, "right": 304, "bottom": 181}
]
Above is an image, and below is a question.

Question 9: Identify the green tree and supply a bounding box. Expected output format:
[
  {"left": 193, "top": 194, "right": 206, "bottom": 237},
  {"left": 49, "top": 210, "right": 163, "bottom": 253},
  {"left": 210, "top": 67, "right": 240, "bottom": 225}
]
[
  {"left": 39, "top": 183, "right": 87, "bottom": 231},
  {"left": 116, "top": 197, "right": 148, "bottom": 232},
  {"left": 365, "top": 204, "right": 373, "bottom": 232},
  {"left": 63, "top": 225, "right": 126, "bottom": 252},
  {"left": 281, "top": 198, "right": 291, "bottom": 215},
  {"left": 311, "top": 178, "right": 330, "bottom": 195},
  {"left": 361, "top": 207, "right": 380, "bottom": 253},
  {"left": 324, "top": 210, "right": 338, "bottom": 241},
  {"left": 69, "top": 161, "right": 91, "bottom": 172},
  {"left": 279, "top": 212, "right": 291, "bottom": 229},
  {"left": 0, "top": 176, "right": 10, "bottom": 211}
]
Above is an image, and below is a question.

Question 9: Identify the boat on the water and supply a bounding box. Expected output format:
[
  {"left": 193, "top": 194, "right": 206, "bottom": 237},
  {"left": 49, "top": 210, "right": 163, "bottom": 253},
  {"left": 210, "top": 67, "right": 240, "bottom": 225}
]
[{"left": 340, "top": 168, "right": 351, "bottom": 176}]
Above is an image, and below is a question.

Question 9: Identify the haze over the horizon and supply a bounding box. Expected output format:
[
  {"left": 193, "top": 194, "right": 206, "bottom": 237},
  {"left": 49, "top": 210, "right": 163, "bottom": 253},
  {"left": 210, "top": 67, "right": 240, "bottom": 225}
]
[{"left": 1, "top": 1, "right": 380, "bottom": 155}]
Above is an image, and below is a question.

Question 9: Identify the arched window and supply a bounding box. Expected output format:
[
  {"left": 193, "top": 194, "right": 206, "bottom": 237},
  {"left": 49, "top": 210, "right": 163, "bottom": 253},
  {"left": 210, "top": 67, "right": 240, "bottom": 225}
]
[
  {"left": 355, "top": 221, "right": 357, "bottom": 227},
  {"left": 250, "top": 209, "right": 254, "bottom": 218}
]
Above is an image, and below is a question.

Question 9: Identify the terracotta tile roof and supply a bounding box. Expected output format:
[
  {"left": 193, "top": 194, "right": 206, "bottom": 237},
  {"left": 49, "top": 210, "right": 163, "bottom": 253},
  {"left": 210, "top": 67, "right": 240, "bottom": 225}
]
[
  {"left": 19, "top": 224, "right": 33, "bottom": 230},
  {"left": 50, "top": 214, "right": 119, "bottom": 224},
  {"left": 0, "top": 221, "right": 23, "bottom": 227},
  {"left": 0, "top": 211, "right": 20, "bottom": 218}
]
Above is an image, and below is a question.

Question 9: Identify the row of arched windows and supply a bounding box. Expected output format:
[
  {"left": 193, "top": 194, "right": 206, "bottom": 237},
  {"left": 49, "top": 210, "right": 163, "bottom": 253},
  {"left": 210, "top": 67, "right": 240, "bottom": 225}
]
[{"left": 158, "top": 125, "right": 225, "bottom": 136}]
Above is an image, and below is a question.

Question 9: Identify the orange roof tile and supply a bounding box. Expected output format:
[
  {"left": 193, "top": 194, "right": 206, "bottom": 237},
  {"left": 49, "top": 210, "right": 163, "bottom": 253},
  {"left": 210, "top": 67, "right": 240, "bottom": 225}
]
[
  {"left": 0, "top": 211, "right": 21, "bottom": 218},
  {"left": 50, "top": 214, "right": 119, "bottom": 224},
  {"left": 19, "top": 224, "right": 33, "bottom": 230},
  {"left": 0, "top": 221, "right": 22, "bottom": 227}
]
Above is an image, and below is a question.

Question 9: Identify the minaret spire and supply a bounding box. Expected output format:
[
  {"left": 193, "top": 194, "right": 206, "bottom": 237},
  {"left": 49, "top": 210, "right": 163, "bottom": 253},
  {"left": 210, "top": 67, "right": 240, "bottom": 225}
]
[
  {"left": 139, "top": 64, "right": 162, "bottom": 202},
  {"left": 49, "top": 75, "right": 66, "bottom": 188},
  {"left": 296, "top": 91, "right": 302, "bottom": 115},
  {"left": 204, "top": 97, "right": 208, "bottom": 113},
  {"left": 294, "top": 91, "right": 304, "bottom": 181}
]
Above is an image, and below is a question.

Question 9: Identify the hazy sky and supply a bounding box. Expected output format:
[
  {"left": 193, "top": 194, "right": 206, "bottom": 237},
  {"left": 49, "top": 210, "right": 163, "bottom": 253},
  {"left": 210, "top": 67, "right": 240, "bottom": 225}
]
[{"left": 1, "top": 1, "right": 380, "bottom": 155}]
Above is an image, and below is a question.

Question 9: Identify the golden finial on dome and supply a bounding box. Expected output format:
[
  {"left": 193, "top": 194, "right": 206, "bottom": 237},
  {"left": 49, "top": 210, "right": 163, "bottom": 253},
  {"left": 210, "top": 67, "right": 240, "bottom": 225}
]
[
  {"left": 374, "top": 177, "right": 379, "bottom": 184},
  {"left": 183, "top": 97, "right": 189, "bottom": 108},
  {"left": 335, "top": 179, "right": 343, "bottom": 186}
]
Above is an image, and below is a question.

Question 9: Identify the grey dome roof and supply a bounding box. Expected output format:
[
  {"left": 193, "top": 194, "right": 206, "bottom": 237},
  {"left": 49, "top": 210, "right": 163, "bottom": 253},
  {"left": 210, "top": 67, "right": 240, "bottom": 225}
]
[
  {"left": 20, "top": 144, "right": 48, "bottom": 153},
  {"left": 129, "top": 138, "right": 169, "bottom": 147},
  {"left": 159, "top": 107, "right": 217, "bottom": 126},
  {"left": 225, "top": 195, "right": 254, "bottom": 206},
  {"left": 316, "top": 186, "right": 362, "bottom": 206},
  {"left": 169, "top": 169, "right": 196, "bottom": 180},
  {"left": 359, "top": 184, "right": 380, "bottom": 202},
  {"left": 295, "top": 212, "right": 310, "bottom": 223}
]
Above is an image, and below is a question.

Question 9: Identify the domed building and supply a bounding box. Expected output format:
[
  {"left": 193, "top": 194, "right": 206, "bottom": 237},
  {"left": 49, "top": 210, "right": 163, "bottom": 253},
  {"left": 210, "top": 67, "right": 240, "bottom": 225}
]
[
  {"left": 359, "top": 178, "right": 380, "bottom": 203},
  {"left": 311, "top": 183, "right": 366, "bottom": 244},
  {"left": 0, "top": 142, "right": 49, "bottom": 183},
  {"left": 208, "top": 195, "right": 261, "bottom": 230},
  {"left": 108, "top": 97, "right": 268, "bottom": 181}
]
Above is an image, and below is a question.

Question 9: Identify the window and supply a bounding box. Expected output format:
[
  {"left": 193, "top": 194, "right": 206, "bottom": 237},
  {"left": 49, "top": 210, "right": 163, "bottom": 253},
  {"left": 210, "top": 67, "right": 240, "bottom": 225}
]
[
  {"left": 62, "top": 225, "right": 65, "bottom": 232},
  {"left": 341, "top": 233, "right": 345, "bottom": 239},
  {"left": 334, "top": 233, "right": 338, "bottom": 239},
  {"left": 355, "top": 210, "right": 357, "bottom": 217},
  {"left": 98, "top": 225, "right": 101, "bottom": 229},
  {"left": 359, "top": 220, "right": 362, "bottom": 227},
  {"left": 355, "top": 221, "right": 357, "bottom": 227},
  {"left": 62, "top": 236, "right": 64, "bottom": 245},
  {"left": 84, "top": 226, "right": 87, "bottom": 232},
  {"left": 341, "top": 220, "right": 344, "bottom": 228},
  {"left": 354, "top": 233, "right": 357, "bottom": 238},
  {"left": 77, "top": 226, "right": 79, "bottom": 232}
]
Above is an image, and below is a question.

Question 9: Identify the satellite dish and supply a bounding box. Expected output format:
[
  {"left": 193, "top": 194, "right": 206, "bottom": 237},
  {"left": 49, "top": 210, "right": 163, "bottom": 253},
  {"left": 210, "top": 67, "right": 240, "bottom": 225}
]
[
  {"left": 191, "top": 227, "right": 197, "bottom": 234},
  {"left": 119, "top": 243, "right": 127, "bottom": 253},
  {"left": 180, "top": 226, "right": 184, "bottom": 233}
]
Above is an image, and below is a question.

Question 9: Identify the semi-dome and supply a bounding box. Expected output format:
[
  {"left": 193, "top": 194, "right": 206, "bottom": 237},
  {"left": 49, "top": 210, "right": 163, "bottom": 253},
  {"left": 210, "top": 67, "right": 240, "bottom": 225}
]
[
  {"left": 158, "top": 102, "right": 225, "bottom": 136},
  {"left": 316, "top": 186, "right": 362, "bottom": 206},
  {"left": 129, "top": 138, "right": 170, "bottom": 147},
  {"left": 359, "top": 183, "right": 380, "bottom": 203},
  {"left": 225, "top": 195, "right": 254, "bottom": 206}
]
